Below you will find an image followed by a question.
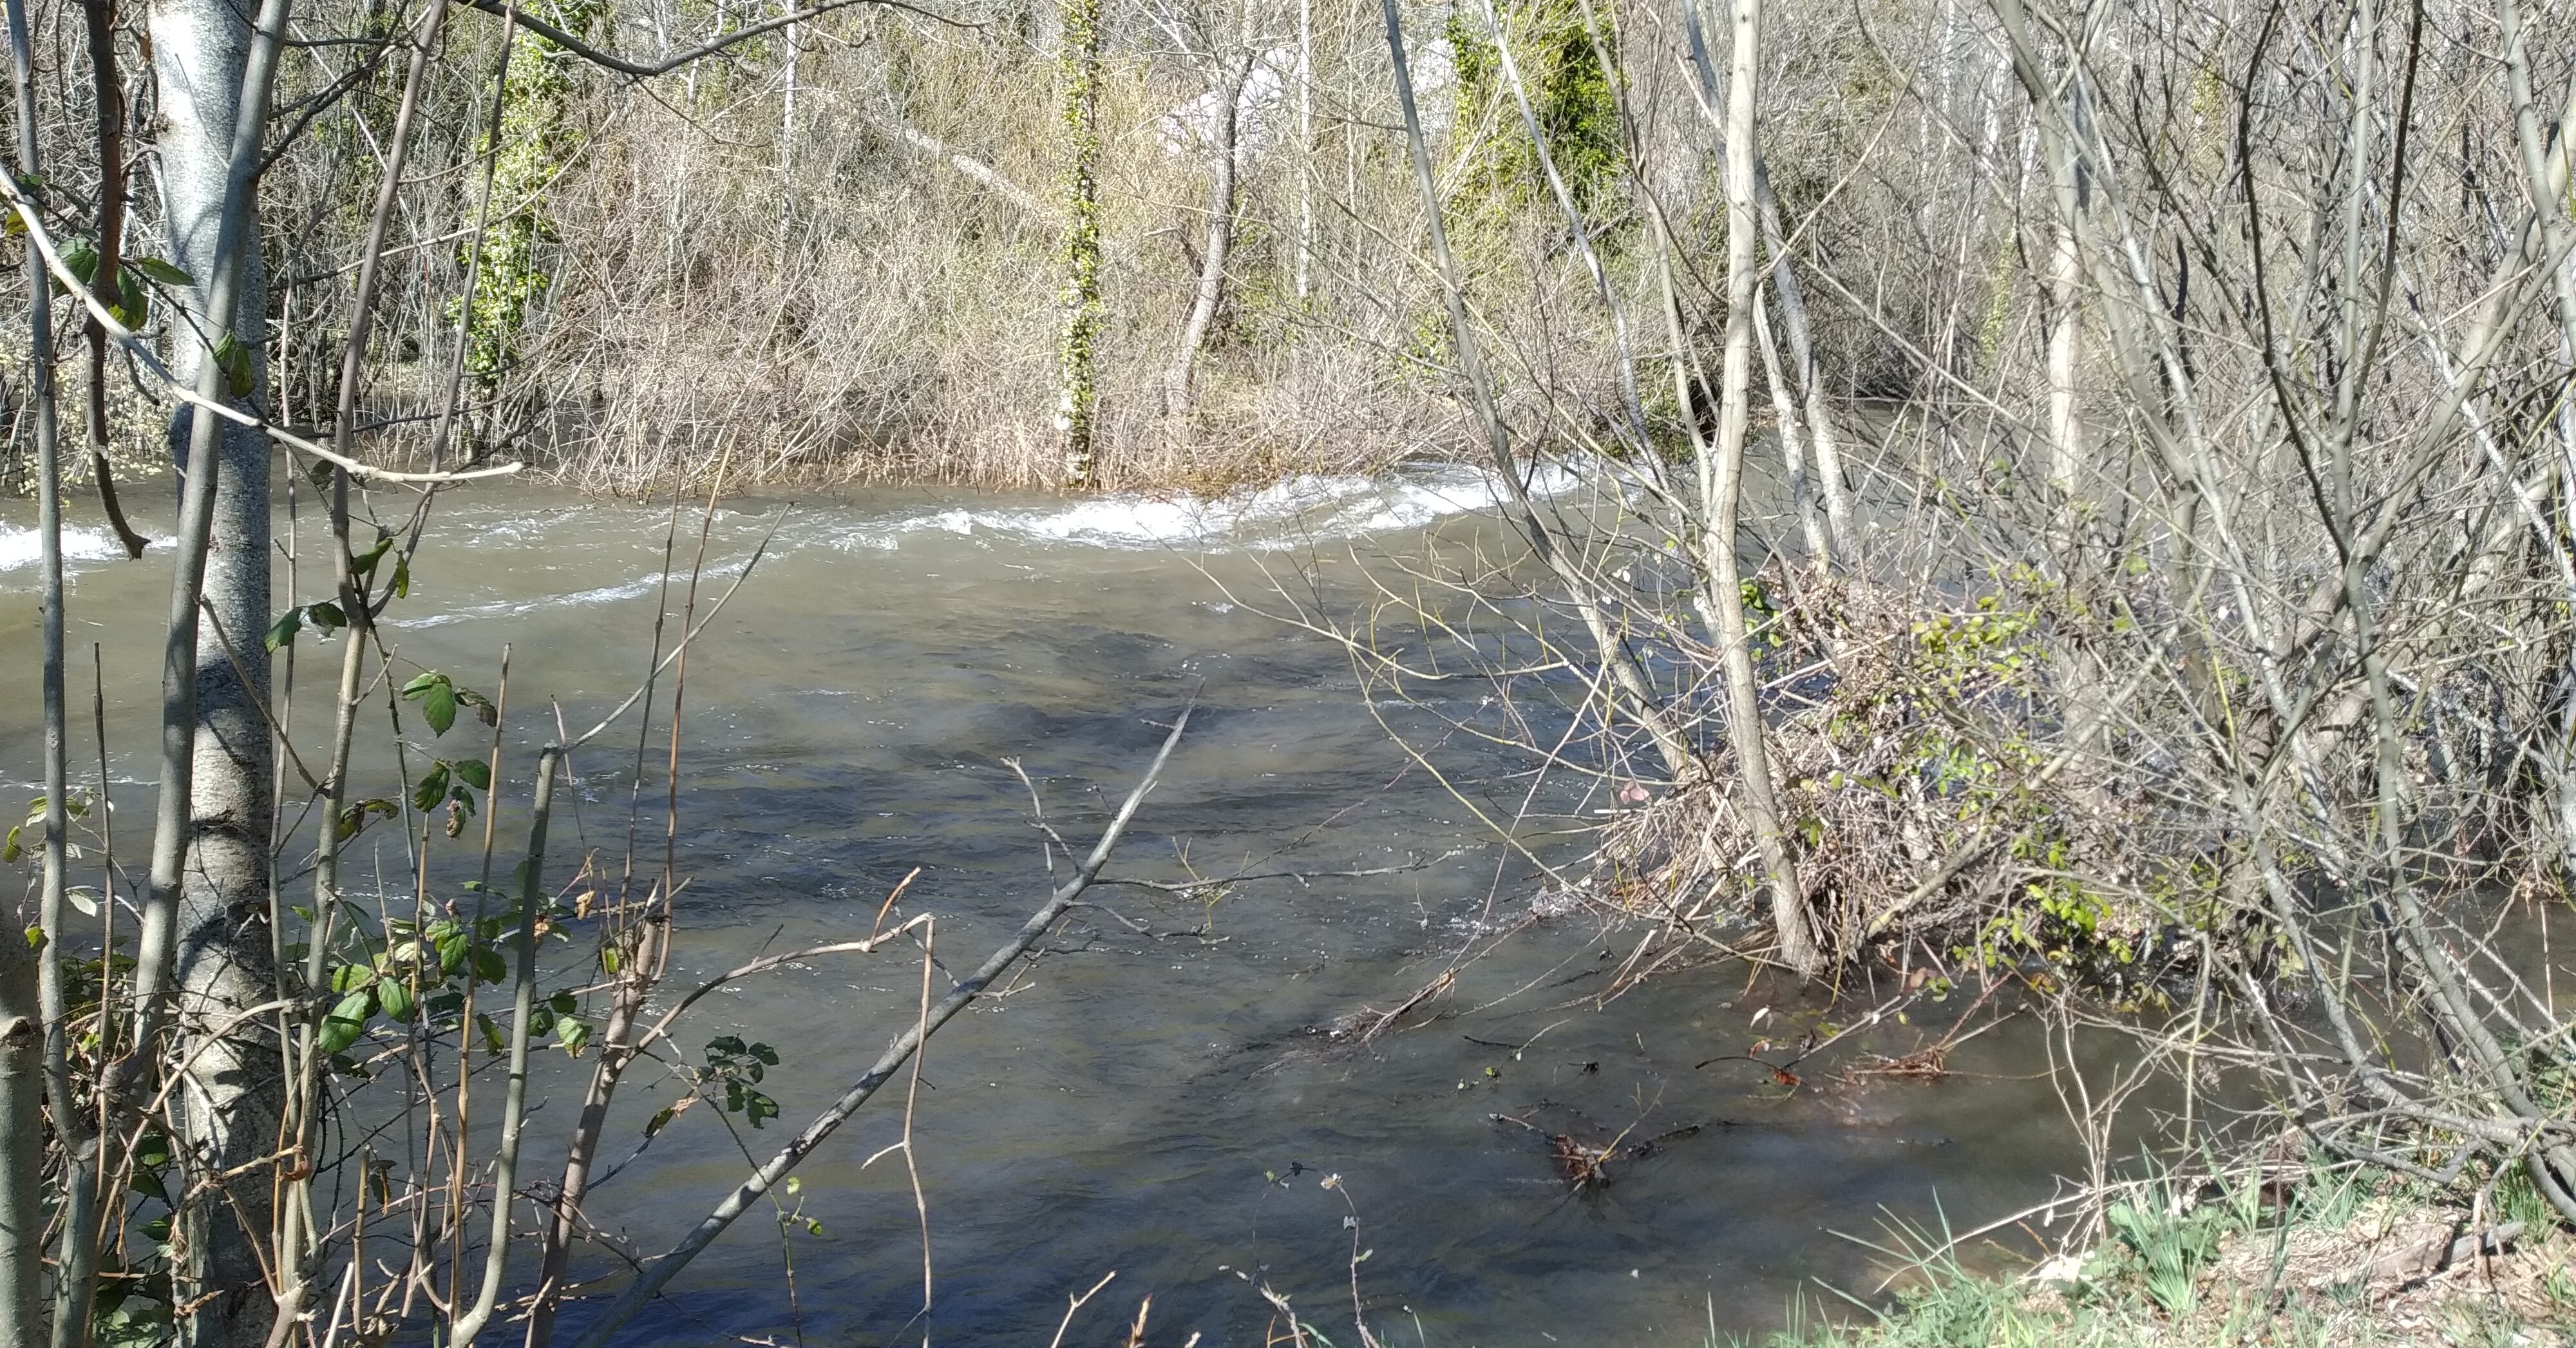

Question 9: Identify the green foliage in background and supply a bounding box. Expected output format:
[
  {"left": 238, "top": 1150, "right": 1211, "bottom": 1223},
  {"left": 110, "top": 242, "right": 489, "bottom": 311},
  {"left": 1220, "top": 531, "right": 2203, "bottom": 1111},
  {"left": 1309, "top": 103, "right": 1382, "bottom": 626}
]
[
  {"left": 455, "top": 0, "right": 605, "bottom": 393},
  {"left": 1444, "top": 0, "right": 1625, "bottom": 218}
]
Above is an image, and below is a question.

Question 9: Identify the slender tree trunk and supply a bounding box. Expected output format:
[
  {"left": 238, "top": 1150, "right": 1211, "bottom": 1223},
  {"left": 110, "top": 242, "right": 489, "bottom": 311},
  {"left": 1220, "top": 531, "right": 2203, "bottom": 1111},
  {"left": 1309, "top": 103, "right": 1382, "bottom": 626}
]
[
  {"left": 1708, "top": 0, "right": 1820, "bottom": 974},
  {"left": 1757, "top": 204, "right": 1857, "bottom": 567},
  {"left": 1055, "top": 0, "right": 1104, "bottom": 488},
  {"left": 0, "top": 936, "right": 37, "bottom": 1348},
  {"left": 523, "top": 940, "right": 651, "bottom": 1348},
  {"left": 1165, "top": 55, "right": 1250, "bottom": 427},
  {"left": 2044, "top": 85, "right": 2085, "bottom": 495},
  {"left": 137, "top": 0, "right": 294, "bottom": 1336},
  {"left": 1756, "top": 292, "right": 1830, "bottom": 564},
  {"left": 270, "top": 5, "right": 450, "bottom": 1334},
  {"left": 1680, "top": 0, "right": 1855, "bottom": 566},
  {"left": 80, "top": 0, "right": 147, "bottom": 558},
  {"left": 448, "top": 749, "right": 559, "bottom": 1348},
  {"left": 1294, "top": 0, "right": 1312, "bottom": 302},
  {"left": 5, "top": 0, "right": 66, "bottom": 1336},
  {"left": 2497, "top": 0, "right": 2576, "bottom": 874},
  {"left": 777, "top": 10, "right": 797, "bottom": 265}
]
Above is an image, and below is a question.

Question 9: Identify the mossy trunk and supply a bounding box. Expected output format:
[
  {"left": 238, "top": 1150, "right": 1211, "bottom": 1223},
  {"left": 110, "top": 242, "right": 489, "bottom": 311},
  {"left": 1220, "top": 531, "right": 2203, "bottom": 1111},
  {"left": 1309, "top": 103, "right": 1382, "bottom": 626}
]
[{"left": 1055, "top": 0, "right": 1104, "bottom": 489}]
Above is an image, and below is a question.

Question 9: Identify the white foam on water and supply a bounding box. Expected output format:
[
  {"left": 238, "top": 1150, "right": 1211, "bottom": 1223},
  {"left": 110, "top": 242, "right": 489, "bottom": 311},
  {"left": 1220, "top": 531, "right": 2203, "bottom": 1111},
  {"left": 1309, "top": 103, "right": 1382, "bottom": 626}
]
[
  {"left": 824, "top": 463, "right": 1582, "bottom": 553},
  {"left": 397, "top": 574, "right": 665, "bottom": 628},
  {"left": 370, "top": 463, "right": 1592, "bottom": 626},
  {"left": 0, "top": 523, "right": 151, "bottom": 573}
]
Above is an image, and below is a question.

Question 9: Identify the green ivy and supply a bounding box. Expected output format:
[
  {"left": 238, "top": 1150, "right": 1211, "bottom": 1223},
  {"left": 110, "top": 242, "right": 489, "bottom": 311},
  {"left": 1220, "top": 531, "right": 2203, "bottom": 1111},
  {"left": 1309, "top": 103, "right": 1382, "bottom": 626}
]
[
  {"left": 1443, "top": 0, "right": 1625, "bottom": 218},
  {"left": 452, "top": 0, "right": 605, "bottom": 393}
]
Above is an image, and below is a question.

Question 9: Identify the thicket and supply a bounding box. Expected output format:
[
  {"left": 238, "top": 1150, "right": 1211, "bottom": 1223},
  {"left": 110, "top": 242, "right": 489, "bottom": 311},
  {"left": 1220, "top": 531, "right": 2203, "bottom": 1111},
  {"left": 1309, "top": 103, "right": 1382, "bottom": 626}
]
[
  {"left": 1226, "top": 0, "right": 2576, "bottom": 1291},
  {"left": 0, "top": 0, "right": 1936, "bottom": 494}
]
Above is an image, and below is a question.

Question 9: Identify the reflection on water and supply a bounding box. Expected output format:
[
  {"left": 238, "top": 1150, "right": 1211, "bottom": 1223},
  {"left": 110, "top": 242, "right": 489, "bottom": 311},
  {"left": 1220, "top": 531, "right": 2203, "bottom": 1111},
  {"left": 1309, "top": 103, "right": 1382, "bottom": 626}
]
[{"left": 0, "top": 471, "right": 2085, "bottom": 1345}]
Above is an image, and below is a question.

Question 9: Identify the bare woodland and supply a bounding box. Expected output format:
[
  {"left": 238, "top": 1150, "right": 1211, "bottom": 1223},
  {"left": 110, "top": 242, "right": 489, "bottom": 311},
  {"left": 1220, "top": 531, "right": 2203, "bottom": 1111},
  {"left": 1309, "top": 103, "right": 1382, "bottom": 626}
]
[{"left": 0, "top": 0, "right": 2573, "bottom": 1335}]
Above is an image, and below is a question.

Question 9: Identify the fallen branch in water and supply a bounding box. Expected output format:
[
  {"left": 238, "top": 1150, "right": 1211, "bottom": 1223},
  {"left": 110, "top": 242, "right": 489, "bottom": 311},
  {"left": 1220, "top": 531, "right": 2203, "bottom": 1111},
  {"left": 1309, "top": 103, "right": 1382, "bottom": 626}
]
[{"left": 565, "top": 702, "right": 1193, "bottom": 1348}]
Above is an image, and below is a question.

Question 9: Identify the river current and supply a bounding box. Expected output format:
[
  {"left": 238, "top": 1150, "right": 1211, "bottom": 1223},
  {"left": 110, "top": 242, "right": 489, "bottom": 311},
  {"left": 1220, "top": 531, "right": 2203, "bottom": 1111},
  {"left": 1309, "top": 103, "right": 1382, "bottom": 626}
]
[{"left": 1, "top": 471, "right": 2086, "bottom": 1346}]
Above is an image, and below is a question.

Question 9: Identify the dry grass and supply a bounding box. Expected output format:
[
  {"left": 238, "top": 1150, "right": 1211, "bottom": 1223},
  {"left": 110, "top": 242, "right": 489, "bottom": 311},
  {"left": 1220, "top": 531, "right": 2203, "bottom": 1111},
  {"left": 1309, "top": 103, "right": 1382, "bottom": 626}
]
[{"left": 1801, "top": 1175, "right": 2576, "bottom": 1348}]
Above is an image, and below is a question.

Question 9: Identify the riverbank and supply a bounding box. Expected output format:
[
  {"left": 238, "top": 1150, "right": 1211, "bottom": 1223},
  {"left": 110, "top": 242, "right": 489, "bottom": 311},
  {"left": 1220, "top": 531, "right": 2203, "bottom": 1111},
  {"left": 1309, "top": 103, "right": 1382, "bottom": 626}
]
[{"left": 1794, "top": 1173, "right": 2575, "bottom": 1348}]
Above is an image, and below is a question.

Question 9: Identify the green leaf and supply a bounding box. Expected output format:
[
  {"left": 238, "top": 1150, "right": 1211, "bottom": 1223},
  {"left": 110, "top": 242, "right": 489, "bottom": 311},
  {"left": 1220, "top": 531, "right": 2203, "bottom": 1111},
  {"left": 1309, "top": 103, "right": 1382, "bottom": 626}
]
[
  {"left": 60, "top": 238, "right": 97, "bottom": 289},
  {"left": 263, "top": 608, "right": 303, "bottom": 652},
  {"left": 410, "top": 763, "right": 450, "bottom": 814},
  {"left": 211, "top": 333, "right": 256, "bottom": 398},
  {"left": 336, "top": 798, "right": 396, "bottom": 842},
  {"left": 307, "top": 600, "right": 346, "bottom": 632},
  {"left": 317, "top": 988, "right": 375, "bottom": 1056},
  {"left": 349, "top": 535, "right": 394, "bottom": 582},
  {"left": 376, "top": 980, "right": 414, "bottom": 1023},
  {"left": 476, "top": 1012, "right": 506, "bottom": 1056},
  {"left": 406, "top": 676, "right": 458, "bottom": 736},
  {"left": 391, "top": 555, "right": 411, "bottom": 599},
  {"left": 132, "top": 256, "right": 193, "bottom": 286},
  {"left": 453, "top": 759, "right": 492, "bottom": 792},
  {"left": 556, "top": 1017, "right": 591, "bottom": 1054},
  {"left": 112, "top": 265, "right": 147, "bottom": 328},
  {"left": 547, "top": 989, "right": 578, "bottom": 1016},
  {"left": 469, "top": 945, "right": 507, "bottom": 988}
]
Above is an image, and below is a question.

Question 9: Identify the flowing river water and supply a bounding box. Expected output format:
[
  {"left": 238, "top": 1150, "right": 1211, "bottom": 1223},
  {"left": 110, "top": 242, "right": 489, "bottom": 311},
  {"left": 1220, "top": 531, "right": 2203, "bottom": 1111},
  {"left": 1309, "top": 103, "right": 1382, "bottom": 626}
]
[{"left": 2, "top": 472, "right": 2094, "bottom": 1346}]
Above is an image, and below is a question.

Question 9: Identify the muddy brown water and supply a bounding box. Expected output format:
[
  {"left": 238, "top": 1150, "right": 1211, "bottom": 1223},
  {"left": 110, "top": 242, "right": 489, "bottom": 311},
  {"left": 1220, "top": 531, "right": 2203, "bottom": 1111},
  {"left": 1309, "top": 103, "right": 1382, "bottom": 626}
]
[{"left": 2, "top": 471, "right": 2093, "bottom": 1346}]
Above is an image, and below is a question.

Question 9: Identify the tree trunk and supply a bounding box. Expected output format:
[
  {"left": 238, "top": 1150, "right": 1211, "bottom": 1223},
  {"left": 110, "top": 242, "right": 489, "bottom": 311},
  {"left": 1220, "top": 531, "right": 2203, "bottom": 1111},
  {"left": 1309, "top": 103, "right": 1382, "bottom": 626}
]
[
  {"left": 1294, "top": 0, "right": 1311, "bottom": 302},
  {"left": 1756, "top": 291, "right": 1830, "bottom": 564},
  {"left": 1055, "top": 0, "right": 1104, "bottom": 488},
  {"left": 5, "top": 0, "right": 68, "bottom": 1336},
  {"left": 1165, "top": 55, "right": 1250, "bottom": 428},
  {"left": 146, "top": 0, "right": 293, "bottom": 1334},
  {"left": 1708, "top": 0, "right": 1821, "bottom": 974},
  {"left": 2044, "top": 85, "right": 2085, "bottom": 495},
  {"left": 1679, "top": 0, "right": 1855, "bottom": 567},
  {"left": 80, "top": 0, "right": 147, "bottom": 559},
  {"left": 777, "top": 12, "right": 797, "bottom": 265},
  {"left": 0, "top": 935, "right": 39, "bottom": 1348}
]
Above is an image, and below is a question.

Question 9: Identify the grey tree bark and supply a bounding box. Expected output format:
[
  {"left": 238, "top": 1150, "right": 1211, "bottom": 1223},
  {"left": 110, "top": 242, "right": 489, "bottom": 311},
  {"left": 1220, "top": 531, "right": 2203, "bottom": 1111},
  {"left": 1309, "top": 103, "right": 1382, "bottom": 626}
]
[
  {"left": 2043, "top": 83, "right": 2085, "bottom": 494},
  {"left": 1679, "top": 0, "right": 1856, "bottom": 567},
  {"left": 1705, "top": 0, "right": 1821, "bottom": 974},
  {"left": 1165, "top": 53, "right": 1252, "bottom": 426},
  {"left": 5, "top": 0, "right": 66, "bottom": 1335},
  {"left": 137, "top": 0, "right": 294, "bottom": 1336}
]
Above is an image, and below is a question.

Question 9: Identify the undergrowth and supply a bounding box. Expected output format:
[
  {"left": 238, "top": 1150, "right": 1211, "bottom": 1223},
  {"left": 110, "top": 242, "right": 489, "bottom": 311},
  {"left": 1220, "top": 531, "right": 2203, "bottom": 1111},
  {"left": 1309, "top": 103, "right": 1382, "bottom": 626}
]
[{"left": 1757, "top": 1166, "right": 2576, "bottom": 1348}]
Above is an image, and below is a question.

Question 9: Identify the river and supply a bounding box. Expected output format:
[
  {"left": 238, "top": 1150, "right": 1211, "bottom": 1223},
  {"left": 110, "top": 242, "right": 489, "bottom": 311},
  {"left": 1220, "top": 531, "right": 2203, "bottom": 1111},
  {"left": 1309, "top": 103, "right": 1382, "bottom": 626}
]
[{"left": 1, "top": 470, "right": 2088, "bottom": 1346}]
